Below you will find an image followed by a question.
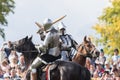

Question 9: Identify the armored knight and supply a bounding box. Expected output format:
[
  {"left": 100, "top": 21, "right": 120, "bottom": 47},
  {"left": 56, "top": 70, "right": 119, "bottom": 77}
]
[
  {"left": 30, "top": 18, "right": 61, "bottom": 80},
  {"left": 58, "top": 22, "right": 78, "bottom": 61}
]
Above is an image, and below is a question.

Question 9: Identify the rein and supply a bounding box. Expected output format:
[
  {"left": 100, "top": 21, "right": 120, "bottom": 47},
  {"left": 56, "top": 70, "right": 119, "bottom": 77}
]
[
  {"left": 20, "top": 50, "right": 39, "bottom": 53},
  {"left": 12, "top": 44, "right": 39, "bottom": 53}
]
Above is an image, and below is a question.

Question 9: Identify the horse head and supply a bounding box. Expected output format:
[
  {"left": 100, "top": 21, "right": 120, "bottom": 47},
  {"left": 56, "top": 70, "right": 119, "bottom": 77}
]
[
  {"left": 73, "top": 36, "right": 99, "bottom": 66},
  {"left": 11, "top": 36, "right": 39, "bottom": 67},
  {"left": 78, "top": 36, "right": 99, "bottom": 58},
  {"left": 12, "top": 36, "right": 33, "bottom": 52}
]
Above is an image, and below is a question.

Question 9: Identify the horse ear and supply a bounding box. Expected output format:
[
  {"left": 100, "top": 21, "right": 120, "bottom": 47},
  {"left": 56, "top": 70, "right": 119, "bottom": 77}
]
[
  {"left": 84, "top": 36, "right": 87, "bottom": 43},
  {"left": 25, "top": 36, "right": 28, "bottom": 41},
  {"left": 29, "top": 36, "right": 33, "bottom": 41},
  {"left": 88, "top": 37, "right": 91, "bottom": 42}
]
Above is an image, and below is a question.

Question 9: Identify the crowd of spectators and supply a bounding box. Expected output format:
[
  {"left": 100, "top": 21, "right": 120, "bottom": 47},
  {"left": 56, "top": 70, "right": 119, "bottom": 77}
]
[
  {"left": 0, "top": 41, "right": 120, "bottom": 80},
  {"left": 0, "top": 41, "right": 26, "bottom": 80},
  {"left": 86, "top": 49, "right": 120, "bottom": 80}
]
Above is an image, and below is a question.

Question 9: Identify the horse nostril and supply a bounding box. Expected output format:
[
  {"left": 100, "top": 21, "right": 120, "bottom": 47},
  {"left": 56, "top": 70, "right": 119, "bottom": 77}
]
[
  {"left": 93, "top": 51, "right": 99, "bottom": 57},
  {"left": 96, "top": 52, "right": 100, "bottom": 57}
]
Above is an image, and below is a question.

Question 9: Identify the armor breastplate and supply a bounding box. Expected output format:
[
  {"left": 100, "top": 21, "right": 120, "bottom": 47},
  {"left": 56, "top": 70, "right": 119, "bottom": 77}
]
[{"left": 44, "top": 31, "right": 60, "bottom": 56}]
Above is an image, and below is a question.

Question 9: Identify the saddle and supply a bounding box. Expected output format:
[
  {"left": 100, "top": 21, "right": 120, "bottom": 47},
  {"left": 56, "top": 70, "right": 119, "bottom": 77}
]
[
  {"left": 42, "top": 62, "right": 58, "bottom": 80},
  {"left": 42, "top": 62, "right": 58, "bottom": 72}
]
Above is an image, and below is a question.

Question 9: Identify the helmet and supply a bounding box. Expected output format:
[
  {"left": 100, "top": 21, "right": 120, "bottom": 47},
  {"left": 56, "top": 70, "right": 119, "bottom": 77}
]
[
  {"left": 43, "top": 18, "right": 53, "bottom": 31},
  {"left": 36, "top": 15, "right": 66, "bottom": 32},
  {"left": 58, "top": 22, "right": 66, "bottom": 30}
]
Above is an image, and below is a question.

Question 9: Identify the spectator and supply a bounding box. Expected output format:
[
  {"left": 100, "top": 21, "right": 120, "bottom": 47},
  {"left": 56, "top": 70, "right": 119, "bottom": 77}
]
[
  {"left": 10, "top": 69, "right": 20, "bottom": 80},
  {"left": 94, "top": 64, "right": 104, "bottom": 77},
  {"left": 0, "top": 67, "right": 3, "bottom": 78},
  {"left": 8, "top": 50, "right": 18, "bottom": 62},
  {"left": 9, "top": 56, "right": 18, "bottom": 69},
  {"left": 118, "top": 64, "right": 120, "bottom": 74},
  {"left": 95, "top": 49, "right": 106, "bottom": 68},
  {"left": 0, "top": 49, "right": 7, "bottom": 64},
  {"left": 15, "top": 66, "right": 22, "bottom": 79},
  {"left": 1, "top": 41, "right": 14, "bottom": 58},
  {"left": 18, "top": 54, "right": 26, "bottom": 72},
  {"left": 85, "top": 57, "right": 91, "bottom": 70},
  {"left": 112, "top": 68, "right": 120, "bottom": 80},
  {"left": 89, "top": 64, "right": 95, "bottom": 77},
  {"left": 0, "top": 59, "right": 10, "bottom": 73},
  {"left": 3, "top": 73, "right": 10, "bottom": 80},
  {"left": 111, "top": 48, "right": 120, "bottom": 65},
  {"left": 92, "top": 71, "right": 100, "bottom": 80},
  {"left": 104, "top": 61, "right": 111, "bottom": 72},
  {"left": 101, "top": 71, "right": 113, "bottom": 80}
]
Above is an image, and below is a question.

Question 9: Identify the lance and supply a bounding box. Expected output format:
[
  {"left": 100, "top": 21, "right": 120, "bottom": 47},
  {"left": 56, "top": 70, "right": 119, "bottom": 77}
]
[{"left": 35, "top": 15, "right": 66, "bottom": 33}]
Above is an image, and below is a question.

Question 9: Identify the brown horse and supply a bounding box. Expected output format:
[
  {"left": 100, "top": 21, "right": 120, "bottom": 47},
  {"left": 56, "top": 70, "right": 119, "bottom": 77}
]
[{"left": 72, "top": 36, "right": 99, "bottom": 67}]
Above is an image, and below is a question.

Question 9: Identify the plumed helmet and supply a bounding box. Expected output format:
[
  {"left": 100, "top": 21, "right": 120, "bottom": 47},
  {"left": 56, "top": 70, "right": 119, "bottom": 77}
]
[
  {"left": 58, "top": 22, "right": 66, "bottom": 30},
  {"left": 43, "top": 18, "right": 53, "bottom": 31},
  {"left": 35, "top": 15, "right": 66, "bottom": 33}
]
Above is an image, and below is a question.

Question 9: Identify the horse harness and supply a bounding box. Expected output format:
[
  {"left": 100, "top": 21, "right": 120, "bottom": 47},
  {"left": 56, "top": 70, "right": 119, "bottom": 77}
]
[{"left": 77, "top": 43, "right": 96, "bottom": 57}]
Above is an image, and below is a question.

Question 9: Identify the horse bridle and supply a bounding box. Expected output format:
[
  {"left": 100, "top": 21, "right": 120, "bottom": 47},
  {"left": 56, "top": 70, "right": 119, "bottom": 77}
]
[{"left": 11, "top": 42, "right": 39, "bottom": 53}]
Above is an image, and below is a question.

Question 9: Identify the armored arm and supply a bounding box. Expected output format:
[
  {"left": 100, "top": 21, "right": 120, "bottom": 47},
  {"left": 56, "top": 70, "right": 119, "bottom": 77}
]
[{"left": 68, "top": 35, "right": 78, "bottom": 50}]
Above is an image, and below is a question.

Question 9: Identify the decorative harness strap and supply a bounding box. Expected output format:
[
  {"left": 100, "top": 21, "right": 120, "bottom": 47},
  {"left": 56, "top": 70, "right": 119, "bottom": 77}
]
[
  {"left": 77, "top": 44, "right": 96, "bottom": 57},
  {"left": 46, "top": 64, "right": 50, "bottom": 80}
]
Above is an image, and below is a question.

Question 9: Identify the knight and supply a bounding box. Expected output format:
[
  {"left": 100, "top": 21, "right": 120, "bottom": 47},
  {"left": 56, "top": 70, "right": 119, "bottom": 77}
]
[
  {"left": 58, "top": 22, "right": 78, "bottom": 61},
  {"left": 30, "top": 18, "right": 62, "bottom": 80}
]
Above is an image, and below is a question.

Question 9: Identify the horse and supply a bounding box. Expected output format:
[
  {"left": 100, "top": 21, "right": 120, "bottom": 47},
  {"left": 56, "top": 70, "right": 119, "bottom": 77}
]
[
  {"left": 12, "top": 36, "right": 39, "bottom": 68},
  {"left": 72, "top": 36, "right": 99, "bottom": 67},
  {"left": 11, "top": 36, "right": 91, "bottom": 80},
  {"left": 44, "top": 60, "right": 91, "bottom": 80}
]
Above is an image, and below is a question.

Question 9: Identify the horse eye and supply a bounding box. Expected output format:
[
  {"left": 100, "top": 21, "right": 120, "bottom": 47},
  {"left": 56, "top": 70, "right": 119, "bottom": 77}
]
[
  {"left": 18, "top": 40, "right": 23, "bottom": 44},
  {"left": 87, "top": 44, "right": 91, "bottom": 47}
]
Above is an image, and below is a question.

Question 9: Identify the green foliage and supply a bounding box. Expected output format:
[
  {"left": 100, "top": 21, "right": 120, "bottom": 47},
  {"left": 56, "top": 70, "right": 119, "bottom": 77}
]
[
  {"left": 0, "top": 28, "right": 5, "bottom": 40},
  {"left": 99, "top": 0, "right": 120, "bottom": 24},
  {"left": 93, "top": 0, "right": 120, "bottom": 54},
  {"left": 0, "top": 0, "right": 15, "bottom": 40}
]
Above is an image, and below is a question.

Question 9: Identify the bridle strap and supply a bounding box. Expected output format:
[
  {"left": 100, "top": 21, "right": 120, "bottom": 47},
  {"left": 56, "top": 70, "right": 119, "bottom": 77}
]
[
  {"left": 20, "top": 50, "right": 39, "bottom": 53},
  {"left": 89, "top": 47, "right": 96, "bottom": 54},
  {"left": 77, "top": 44, "right": 96, "bottom": 57},
  {"left": 11, "top": 42, "right": 39, "bottom": 53}
]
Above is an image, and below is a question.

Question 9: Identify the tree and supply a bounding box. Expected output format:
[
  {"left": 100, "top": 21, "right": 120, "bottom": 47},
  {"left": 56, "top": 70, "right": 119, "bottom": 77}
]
[
  {"left": 0, "top": 0, "right": 15, "bottom": 40},
  {"left": 93, "top": 0, "right": 120, "bottom": 54}
]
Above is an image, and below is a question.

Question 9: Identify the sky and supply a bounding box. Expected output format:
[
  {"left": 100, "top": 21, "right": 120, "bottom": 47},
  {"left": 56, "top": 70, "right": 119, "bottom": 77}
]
[{"left": 0, "top": 0, "right": 110, "bottom": 47}]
